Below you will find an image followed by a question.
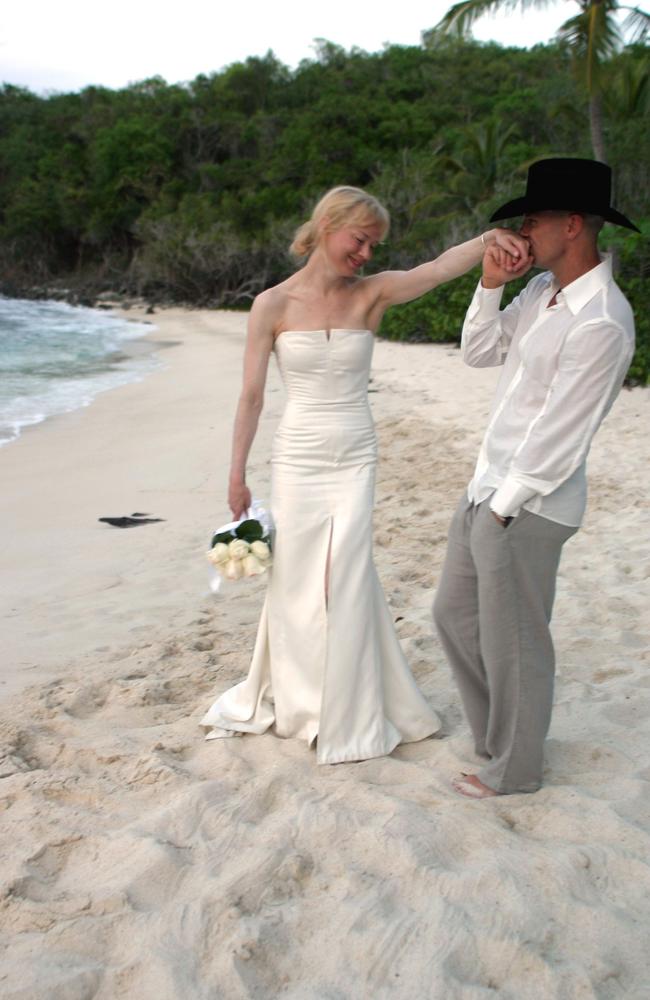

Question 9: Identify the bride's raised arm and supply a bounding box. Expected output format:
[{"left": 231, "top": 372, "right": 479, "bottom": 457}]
[{"left": 372, "top": 229, "right": 532, "bottom": 308}]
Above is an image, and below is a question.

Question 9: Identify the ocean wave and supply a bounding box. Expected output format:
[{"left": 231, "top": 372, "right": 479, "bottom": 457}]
[{"left": 0, "top": 297, "right": 160, "bottom": 446}]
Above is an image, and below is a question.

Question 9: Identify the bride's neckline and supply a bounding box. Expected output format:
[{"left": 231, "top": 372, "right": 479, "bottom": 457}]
[{"left": 275, "top": 328, "right": 372, "bottom": 343}]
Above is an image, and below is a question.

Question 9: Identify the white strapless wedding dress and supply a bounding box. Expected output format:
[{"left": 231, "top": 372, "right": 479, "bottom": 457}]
[{"left": 201, "top": 329, "right": 440, "bottom": 763}]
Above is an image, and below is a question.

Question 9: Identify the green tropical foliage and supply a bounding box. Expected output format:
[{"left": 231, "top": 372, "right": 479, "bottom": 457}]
[
  {"left": 432, "top": 0, "right": 650, "bottom": 160},
  {"left": 0, "top": 37, "right": 648, "bottom": 381}
]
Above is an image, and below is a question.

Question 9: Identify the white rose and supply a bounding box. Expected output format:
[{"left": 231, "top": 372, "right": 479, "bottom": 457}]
[
  {"left": 228, "top": 538, "right": 250, "bottom": 560},
  {"left": 224, "top": 558, "right": 244, "bottom": 580},
  {"left": 243, "top": 553, "right": 266, "bottom": 577},
  {"left": 250, "top": 540, "right": 271, "bottom": 562},
  {"left": 207, "top": 542, "right": 230, "bottom": 565}
]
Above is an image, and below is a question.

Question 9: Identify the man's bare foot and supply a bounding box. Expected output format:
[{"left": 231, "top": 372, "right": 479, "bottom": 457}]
[{"left": 451, "top": 773, "right": 499, "bottom": 799}]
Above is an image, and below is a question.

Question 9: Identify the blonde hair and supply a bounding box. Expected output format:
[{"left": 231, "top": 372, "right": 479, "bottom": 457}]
[{"left": 290, "top": 186, "right": 390, "bottom": 259}]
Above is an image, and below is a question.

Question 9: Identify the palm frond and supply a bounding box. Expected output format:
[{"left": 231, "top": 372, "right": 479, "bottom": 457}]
[
  {"left": 603, "top": 56, "right": 650, "bottom": 115},
  {"left": 557, "top": 6, "right": 622, "bottom": 90},
  {"left": 434, "top": 0, "right": 504, "bottom": 37},
  {"left": 434, "top": 0, "right": 555, "bottom": 36},
  {"left": 620, "top": 6, "right": 650, "bottom": 42},
  {"left": 557, "top": 10, "right": 621, "bottom": 58}
]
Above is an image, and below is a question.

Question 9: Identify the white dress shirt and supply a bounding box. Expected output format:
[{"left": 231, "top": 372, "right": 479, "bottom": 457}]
[{"left": 463, "top": 255, "right": 635, "bottom": 526}]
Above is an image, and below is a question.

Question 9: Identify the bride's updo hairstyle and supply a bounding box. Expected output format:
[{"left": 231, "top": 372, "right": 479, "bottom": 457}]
[{"left": 290, "top": 186, "right": 390, "bottom": 259}]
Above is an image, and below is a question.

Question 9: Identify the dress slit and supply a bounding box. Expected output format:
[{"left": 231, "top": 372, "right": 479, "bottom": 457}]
[{"left": 324, "top": 516, "right": 334, "bottom": 608}]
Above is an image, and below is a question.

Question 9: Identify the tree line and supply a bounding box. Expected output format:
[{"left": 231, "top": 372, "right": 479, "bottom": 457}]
[{"left": 0, "top": 36, "right": 648, "bottom": 380}]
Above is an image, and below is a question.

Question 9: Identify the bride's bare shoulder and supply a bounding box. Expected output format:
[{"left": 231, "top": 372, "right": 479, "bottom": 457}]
[
  {"left": 251, "top": 274, "right": 302, "bottom": 331},
  {"left": 255, "top": 273, "right": 299, "bottom": 308}
]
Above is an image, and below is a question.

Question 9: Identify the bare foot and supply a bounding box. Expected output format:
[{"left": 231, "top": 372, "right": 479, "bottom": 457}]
[{"left": 451, "top": 773, "right": 499, "bottom": 799}]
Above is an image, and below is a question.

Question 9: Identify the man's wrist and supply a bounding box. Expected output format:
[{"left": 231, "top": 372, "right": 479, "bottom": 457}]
[{"left": 481, "top": 277, "right": 505, "bottom": 289}]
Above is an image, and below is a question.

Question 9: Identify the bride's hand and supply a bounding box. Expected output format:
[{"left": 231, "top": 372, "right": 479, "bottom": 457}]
[
  {"left": 482, "top": 242, "right": 533, "bottom": 288},
  {"left": 490, "top": 227, "right": 530, "bottom": 263},
  {"left": 229, "top": 480, "right": 252, "bottom": 520}
]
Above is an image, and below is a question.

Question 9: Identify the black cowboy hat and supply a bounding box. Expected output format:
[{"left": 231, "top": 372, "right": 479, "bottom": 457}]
[{"left": 490, "top": 158, "right": 639, "bottom": 232}]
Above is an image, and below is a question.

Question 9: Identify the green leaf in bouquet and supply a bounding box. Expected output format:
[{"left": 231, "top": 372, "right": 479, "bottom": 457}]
[
  {"left": 234, "top": 519, "right": 264, "bottom": 543},
  {"left": 211, "top": 529, "right": 235, "bottom": 547}
]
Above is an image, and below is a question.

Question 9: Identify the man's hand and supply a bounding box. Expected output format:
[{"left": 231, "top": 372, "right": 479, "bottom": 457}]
[{"left": 482, "top": 243, "right": 533, "bottom": 289}]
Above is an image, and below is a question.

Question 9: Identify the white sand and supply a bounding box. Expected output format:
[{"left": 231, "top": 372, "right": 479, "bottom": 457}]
[{"left": 1, "top": 308, "right": 649, "bottom": 999}]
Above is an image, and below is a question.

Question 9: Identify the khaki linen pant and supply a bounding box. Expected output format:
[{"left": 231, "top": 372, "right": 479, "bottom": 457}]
[{"left": 433, "top": 494, "right": 578, "bottom": 794}]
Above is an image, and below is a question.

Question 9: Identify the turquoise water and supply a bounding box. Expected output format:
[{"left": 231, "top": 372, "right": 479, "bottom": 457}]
[{"left": 0, "top": 297, "right": 158, "bottom": 446}]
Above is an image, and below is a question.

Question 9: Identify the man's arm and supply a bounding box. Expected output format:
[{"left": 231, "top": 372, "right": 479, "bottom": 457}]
[
  {"left": 462, "top": 243, "right": 534, "bottom": 369},
  {"left": 489, "top": 320, "right": 634, "bottom": 519}
]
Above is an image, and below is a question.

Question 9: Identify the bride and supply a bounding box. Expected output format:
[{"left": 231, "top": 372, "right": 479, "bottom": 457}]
[{"left": 201, "top": 186, "right": 528, "bottom": 764}]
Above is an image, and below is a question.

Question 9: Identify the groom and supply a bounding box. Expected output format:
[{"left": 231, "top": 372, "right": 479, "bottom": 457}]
[{"left": 433, "top": 158, "right": 637, "bottom": 797}]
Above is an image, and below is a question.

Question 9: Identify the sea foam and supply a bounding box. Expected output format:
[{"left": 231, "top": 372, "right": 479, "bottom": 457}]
[{"left": 0, "top": 297, "right": 158, "bottom": 446}]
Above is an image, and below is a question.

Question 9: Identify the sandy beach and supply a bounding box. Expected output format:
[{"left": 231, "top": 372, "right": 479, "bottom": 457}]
[{"left": 1, "top": 307, "right": 649, "bottom": 999}]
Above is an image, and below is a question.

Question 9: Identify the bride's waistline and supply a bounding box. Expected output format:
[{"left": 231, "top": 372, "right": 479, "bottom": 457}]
[{"left": 280, "top": 398, "right": 371, "bottom": 409}]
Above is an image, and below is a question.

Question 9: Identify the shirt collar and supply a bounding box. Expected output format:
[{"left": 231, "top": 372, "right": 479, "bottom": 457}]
[{"left": 557, "top": 254, "right": 613, "bottom": 316}]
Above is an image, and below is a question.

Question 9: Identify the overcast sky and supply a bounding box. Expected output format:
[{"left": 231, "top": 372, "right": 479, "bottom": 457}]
[{"left": 2, "top": 1, "right": 579, "bottom": 94}]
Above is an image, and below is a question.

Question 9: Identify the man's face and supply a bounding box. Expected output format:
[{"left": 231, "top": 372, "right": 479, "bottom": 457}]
[{"left": 519, "top": 211, "right": 572, "bottom": 270}]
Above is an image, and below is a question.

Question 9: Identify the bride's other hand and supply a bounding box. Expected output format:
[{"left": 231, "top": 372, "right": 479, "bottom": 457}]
[
  {"left": 490, "top": 227, "right": 530, "bottom": 264},
  {"left": 229, "top": 480, "right": 252, "bottom": 520},
  {"left": 482, "top": 242, "right": 533, "bottom": 288}
]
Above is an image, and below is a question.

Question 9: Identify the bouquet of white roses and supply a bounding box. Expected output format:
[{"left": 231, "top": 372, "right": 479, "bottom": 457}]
[{"left": 207, "top": 499, "right": 273, "bottom": 592}]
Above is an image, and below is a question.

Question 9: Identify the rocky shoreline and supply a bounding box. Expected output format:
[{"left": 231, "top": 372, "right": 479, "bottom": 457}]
[{"left": 0, "top": 275, "right": 156, "bottom": 312}]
